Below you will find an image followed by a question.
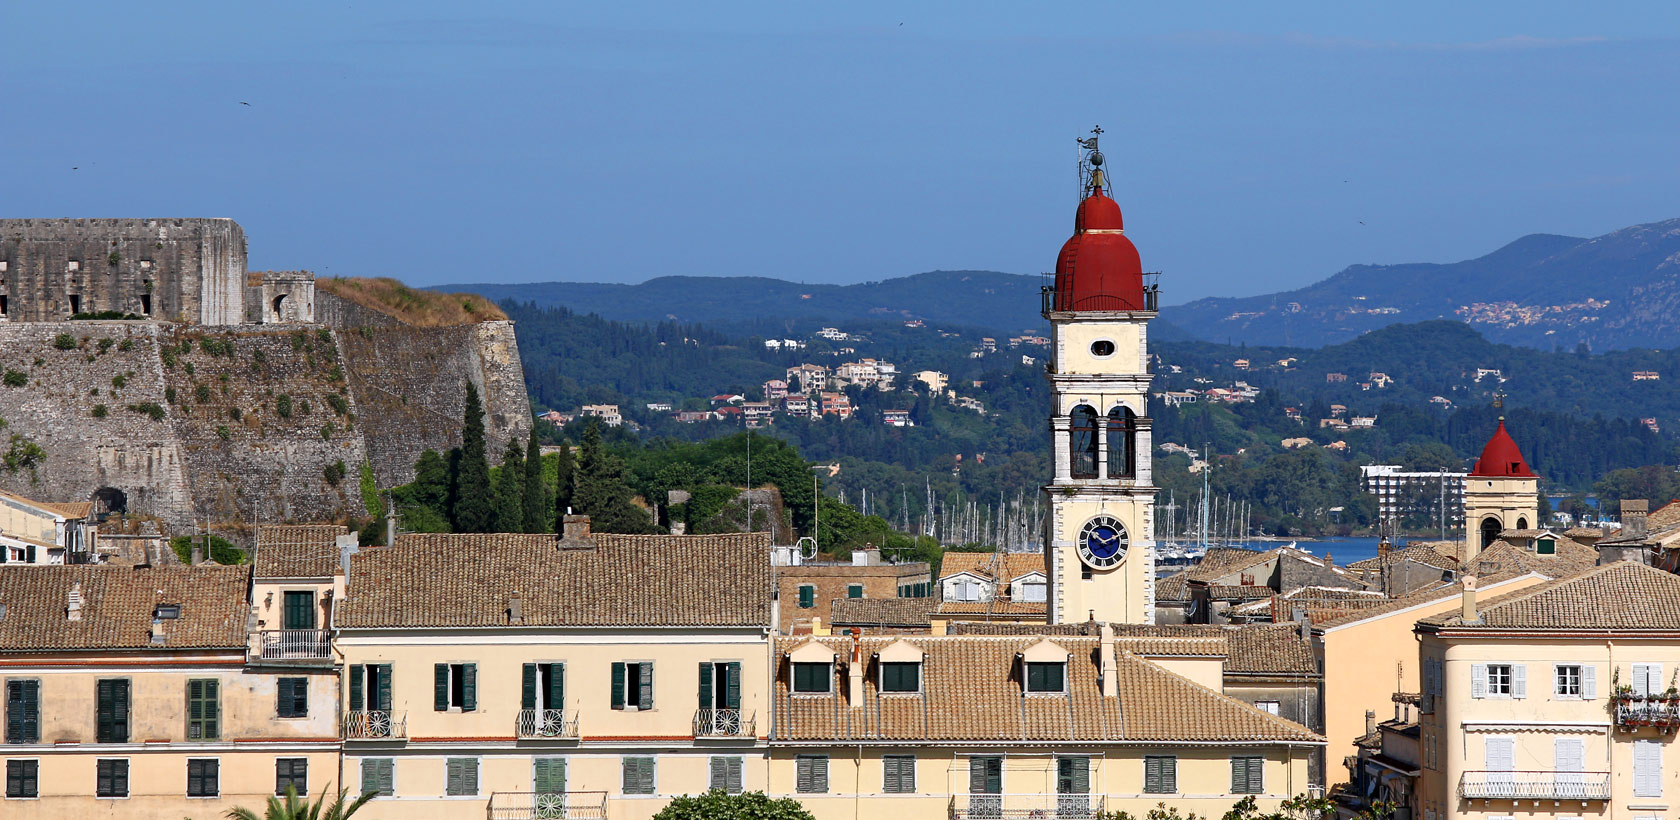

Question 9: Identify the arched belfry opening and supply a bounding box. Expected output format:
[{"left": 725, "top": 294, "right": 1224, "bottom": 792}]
[
  {"left": 1480, "top": 517, "right": 1502, "bottom": 550},
  {"left": 1107, "top": 407, "right": 1136, "bottom": 479},
  {"left": 1070, "top": 406, "right": 1098, "bottom": 479}
]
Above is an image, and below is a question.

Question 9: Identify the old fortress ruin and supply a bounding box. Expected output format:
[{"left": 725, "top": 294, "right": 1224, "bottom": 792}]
[{"left": 0, "top": 218, "right": 530, "bottom": 531}]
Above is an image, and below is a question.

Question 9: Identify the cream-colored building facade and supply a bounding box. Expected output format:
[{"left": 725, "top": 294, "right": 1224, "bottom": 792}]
[
  {"left": 0, "top": 565, "right": 341, "bottom": 818},
  {"left": 331, "top": 529, "right": 775, "bottom": 820},
  {"left": 1416, "top": 562, "right": 1680, "bottom": 820},
  {"left": 0, "top": 490, "right": 95, "bottom": 565}
]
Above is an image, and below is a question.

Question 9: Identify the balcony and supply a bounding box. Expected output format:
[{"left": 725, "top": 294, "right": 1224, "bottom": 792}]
[
  {"left": 1458, "top": 771, "right": 1610, "bottom": 801},
  {"left": 253, "top": 629, "right": 333, "bottom": 663},
  {"left": 949, "top": 793, "right": 1106, "bottom": 820},
  {"left": 1040, "top": 277, "right": 1160, "bottom": 315},
  {"left": 487, "top": 791, "right": 608, "bottom": 820},
  {"left": 342, "top": 710, "right": 406, "bottom": 740},
  {"left": 1614, "top": 694, "right": 1680, "bottom": 731},
  {"left": 693, "top": 708, "right": 756, "bottom": 738},
  {"left": 516, "top": 709, "right": 580, "bottom": 740}
]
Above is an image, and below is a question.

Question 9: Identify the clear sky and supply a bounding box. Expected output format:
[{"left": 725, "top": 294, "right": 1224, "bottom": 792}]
[{"left": 5, "top": 3, "right": 1679, "bottom": 304}]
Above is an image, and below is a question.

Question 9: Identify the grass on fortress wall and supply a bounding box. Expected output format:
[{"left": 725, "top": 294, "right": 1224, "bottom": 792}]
[{"left": 317, "top": 276, "right": 507, "bottom": 326}]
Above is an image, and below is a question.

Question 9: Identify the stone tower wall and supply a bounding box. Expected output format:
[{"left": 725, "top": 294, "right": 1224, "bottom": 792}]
[{"left": 0, "top": 218, "right": 247, "bottom": 325}]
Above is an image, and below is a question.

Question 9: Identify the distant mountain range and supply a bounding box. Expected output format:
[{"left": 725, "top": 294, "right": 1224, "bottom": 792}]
[
  {"left": 442, "top": 217, "right": 1680, "bottom": 351},
  {"left": 1162, "top": 218, "right": 1680, "bottom": 351}
]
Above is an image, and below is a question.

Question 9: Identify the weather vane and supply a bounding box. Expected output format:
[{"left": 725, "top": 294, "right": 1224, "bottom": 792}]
[
  {"left": 1493, "top": 389, "right": 1506, "bottom": 417},
  {"left": 1077, "top": 126, "right": 1106, "bottom": 196}
]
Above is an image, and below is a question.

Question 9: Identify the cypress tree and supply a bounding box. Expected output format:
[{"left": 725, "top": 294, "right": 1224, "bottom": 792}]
[
  {"left": 522, "top": 434, "right": 547, "bottom": 532},
  {"left": 412, "top": 449, "right": 450, "bottom": 520},
  {"left": 553, "top": 436, "right": 575, "bottom": 530},
  {"left": 571, "top": 421, "right": 653, "bottom": 533},
  {"left": 451, "top": 382, "right": 495, "bottom": 532},
  {"left": 492, "top": 438, "right": 525, "bottom": 533}
]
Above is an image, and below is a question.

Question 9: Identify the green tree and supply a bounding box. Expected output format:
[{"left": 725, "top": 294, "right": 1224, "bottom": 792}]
[
  {"left": 522, "top": 434, "right": 548, "bottom": 532},
  {"left": 452, "top": 382, "right": 495, "bottom": 532},
  {"left": 492, "top": 437, "right": 526, "bottom": 533},
  {"left": 651, "top": 790, "right": 814, "bottom": 820},
  {"left": 553, "top": 437, "right": 576, "bottom": 529},
  {"left": 1594, "top": 464, "right": 1680, "bottom": 512},
  {"left": 573, "top": 421, "right": 656, "bottom": 533},
  {"left": 224, "top": 784, "right": 377, "bottom": 820}
]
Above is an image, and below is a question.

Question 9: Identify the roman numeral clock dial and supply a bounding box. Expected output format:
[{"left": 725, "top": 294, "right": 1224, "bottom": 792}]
[{"left": 1077, "top": 515, "right": 1128, "bottom": 569}]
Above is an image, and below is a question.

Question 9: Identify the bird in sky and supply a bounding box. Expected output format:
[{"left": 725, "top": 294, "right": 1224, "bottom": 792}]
[{"left": 240, "top": 101, "right": 251, "bottom": 106}]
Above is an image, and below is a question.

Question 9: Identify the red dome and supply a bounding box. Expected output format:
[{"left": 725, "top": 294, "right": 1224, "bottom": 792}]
[
  {"left": 1470, "top": 419, "right": 1535, "bottom": 478},
  {"left": 1053, "top": 185, "right": 1146, "bottom": 311}
]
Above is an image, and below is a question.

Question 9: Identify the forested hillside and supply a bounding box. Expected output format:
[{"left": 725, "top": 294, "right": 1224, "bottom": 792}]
[{"left": 508, "top": 302, "right": 1679, "bottom": 538}]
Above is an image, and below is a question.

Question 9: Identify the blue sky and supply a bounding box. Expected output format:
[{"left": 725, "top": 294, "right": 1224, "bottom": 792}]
[{"left": 5, "top": 3, "right": 1679, "bottom": 304}]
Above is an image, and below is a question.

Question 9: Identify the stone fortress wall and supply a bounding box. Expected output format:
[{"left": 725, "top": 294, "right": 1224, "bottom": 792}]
[{"left": 0, "top": 219, "right": 530, "bottom": 530}]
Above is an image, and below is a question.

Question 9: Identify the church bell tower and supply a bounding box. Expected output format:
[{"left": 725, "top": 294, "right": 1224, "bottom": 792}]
[{"left": 1041, "top": 130, "right": 1159, "bottom": 625}]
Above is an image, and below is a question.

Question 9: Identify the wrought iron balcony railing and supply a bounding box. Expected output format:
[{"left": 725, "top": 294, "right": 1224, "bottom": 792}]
[
  {"left": 254, "top": 629, "right": 333, "bottom": 662},
  {"left": 1614, "top": 694, "right": 1680, "bottom": 730},
  {"left": 1458, "top": 771, "right": 1610, "bottom": 801},
  {"left": 517, "top": 709, "right": 580, "bottom": 739},
  {"left": 1040, "top": 280, "right": 1160, "bottom": 315},
  {"left": 487, "top": 790, "right": 608, "bottom": 820},
  {"left": 949, "top": 793, "right": 1106, "bottom": 820},
  {"left": 342, "top": 709, "right": 406, "bottom": 740},
  {"left": 694, "top": 708, "right": 755, "bottom": 738}
]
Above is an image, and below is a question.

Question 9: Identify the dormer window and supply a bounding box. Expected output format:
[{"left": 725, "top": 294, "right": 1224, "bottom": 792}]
[
  {"left": 1537, "top": 537, "right": 1556, "bottom": 555},
  {"left": 950, "top": 577, "right": 987, "bottom": 602},
  {"left": 881, "top": 662, "right": 920, "bottom": 693},
  {"left": 1026, "top": 662, "right": 1066, "bottom": 693},
  {"left": 154, "top": 604, "right": 181, "bottom": 620},
  {"left": 793, "top": 662, "right": 832, "bottom": 694}
]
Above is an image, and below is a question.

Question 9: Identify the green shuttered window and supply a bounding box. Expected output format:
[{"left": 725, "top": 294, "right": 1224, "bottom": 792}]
[
  {"left": 446, "top": 758, "right": 479, "bottom": 796},
  {"left": 797, "top": 585, "right": 815, "bottom": 608},
  {"left": 881, "top": 662, "right": 920, "bottom": 693},
  {"left": 275, "top": 758, "right": 308, "bottom": 797},
  {"left": 95, "top": 679, "right": 129, "bottom": 743},
  {"left": 187, "top": 679, "right": 220, "bottom": 740},
  {"left": 847, "top": 584, "right": 863, "bottom": 599},
  {"left": 792, "top": 662, "right": 831, "bottom": 694},
  {"left": 6, "top": 760, "right": 39, "bottom": 799},
  {"left": 796, "top": 755, "right": 828, "bottom": 793},
  {"left": 361, "top": 759, "right": 395, "bottom": 797},
  {"left": 1026, "top": 662, "right": 1065, "bottom": 693},
  {"left": 187, "top": 758, "right": 219, "bottom": 797},
  {"left": 1230, "top": 756, "right": 1264, "bottom": 794},
  {"left": 348, "top": 665, "right": 392, "bottom": 711},
  {"left": 523, "top": 663, "right": 566, "bottom": 710},
  {"left": 612, "top": 662, "right": 654, "bottom": 710},
  {"left": 96, "top": 759, "right": 128, "bottom": 797},
  {"left": 883, "top": 755, "right": 916, "bottom": 793},
  {"left": 1144, "top": 756, "right": 1177, "bottom": 794},
  {"left": 434, "top": 663, "right": 478, "bottom": 711},
  {"left": 6, "top": 679, "right": 40, "bottom": 743},
  {"left": 622, "top": 757, "right": 656, "bottom": 795},
  {"left": 277, "top": 677, "right": 309, "bottom": 718},
  {"left": 710, "top": 756, "right": 743, "bottom": 794},
  {"left": 534, "top": 758, "right": 566, "bottom": 794},
  {"left": 1056, "top": 757, "right": 1089, "bottom": 794}
]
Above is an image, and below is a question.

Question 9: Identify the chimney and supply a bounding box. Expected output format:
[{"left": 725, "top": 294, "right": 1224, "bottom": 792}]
[
  {"left": 1098, "top": 622, "right": 1118, "bottom": 697},
  {"left": 1365, "top": 709, "right": 1377, "bottom": 736},
  {"left": 670, "top": 521, "right": 687, "bottom": 536},
  {"left": 190, "top": 542, "right": 203, "bottom": 564},
  {"left": 336, "top": 534, "right": 360, "bottom": 578},
  {"left": 1295, "top": 609, "right": 1313, "bottom": 641},
  {"left": 150, "top": 616, "right": 167, "bottom": 645},
  {"left": 847, "top": 631, "right": 865, "bottom": 708},
  {"left": 1378, "top": 536, "right": 1391, "bottom": 560},
  {"left": 508, "top": 593, "right": 523, "bottom": 625},
  {"left": 559, "top": 514, "right": 593, "bottom": 549},
  {"left": 1460, "top": 574, "right": 1480, "bottom": 624},
  {"left": 385, "top": 498, "right": 398, "bottom": 546},
  {"left": 1623, "top": 499, "right": 1649, "bottom": 539},
  {"left": 66, "top": 582, "right": 84, "bottom": 621},
  {"left": 853, "top": 545, "right": 880, "bottom": 566}
]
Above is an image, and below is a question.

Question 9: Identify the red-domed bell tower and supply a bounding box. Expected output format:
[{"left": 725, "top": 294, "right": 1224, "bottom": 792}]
[
  {"left": 1041, "top": 129, "right": 1160, "bottom": 626},
  {"left": 1463, "top": 393, "right": 1539, "bottom": 558}
]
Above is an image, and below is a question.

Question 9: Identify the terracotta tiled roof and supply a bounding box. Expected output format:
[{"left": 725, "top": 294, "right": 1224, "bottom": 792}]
[
  {"left": 1312, "top": 566, "right": 1555, "bottom": 630},
  {"left": 1347, "top": 543, "right": 1462, "bottom": 572},
  {"left": 949, "top": 622, "right": 1099, "bottom": 637},
  {"left": 1419, "top": 561, "right": 1680, "bottom": 631},
  {"left": 1206, "top": 584, "right": 1279, "bottom": 600},
  {"left": 253, "top": 524, "right": 347, "bottom": 578},
  {"left": 1224, "top": 623, "right": 1318, "bottom": 676},
  {"left": 830, "top": 597, "right": 937, "bottom": 628},
  {"left": 0, "top": 565, "right": 249, "bottom": 651},
  {"left": 337, "top": 532, "right": 773, "bottom": 628},
  {"left": 933, "top": 600, "right": 1048, "bottom": 617},
  {"left": 1463, "top": 537, "right": 1597, "bottom": 579},
  {"left": 938, "top": 552, "right": 1046, "bottom": 584},
  {"left": 1649, "top": 501, "right": 1680, "bottom": 528},
  {"left": 1229, "top": 586, "right": 1389, "bottom": 619},
  {"left": 770, "top": 635, "right": 1321, "bottom": 744},
  {"left": 1157, "top": 547, "right": 1313, "bottom": 602}
]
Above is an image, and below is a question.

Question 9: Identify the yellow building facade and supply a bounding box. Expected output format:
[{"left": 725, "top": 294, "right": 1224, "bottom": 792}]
[
  {"left": 0, "top": 565, "right": 341, "bottom": 818},
  {"left": 1416, "top": 562, "right": 1680, "bottom": 820}
]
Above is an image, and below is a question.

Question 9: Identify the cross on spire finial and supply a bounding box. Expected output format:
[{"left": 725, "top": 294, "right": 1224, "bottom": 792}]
[{"left": 1493, "top": 389, "right": 1506, "bottom": 418}]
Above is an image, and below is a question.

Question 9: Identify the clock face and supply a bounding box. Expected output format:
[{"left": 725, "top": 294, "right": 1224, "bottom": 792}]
[{"left": 1077, "top": 516, "right": 1128, "bottom": 569}]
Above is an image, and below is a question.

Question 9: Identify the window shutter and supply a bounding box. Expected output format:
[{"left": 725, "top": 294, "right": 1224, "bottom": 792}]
[
  {"left": 1555, "top": 738, "right": 1583, "bottom": 772},
  {"left": 726, "top": 662, "right": 742, "bottom": 709},
  {"left": 1635, "top": 740, "right": 1663, "bottom": 797},
  {"left": 97, "top": 761, "right": 111, "bottom": 796},
  {"left": 1248, "top": 757, "right": 1264, "bottom": 793},
  {"left": 1144, "top": 758, "right": 1161, "bottom": 794},
  {"left": 523, "top": 663, "right": 538, "bottom": 710},
  {"left": 710, "top": 757, "right": 726, "bottom": 791},
  {"left": 111, "top": 680, "right": 129, "bottom": 742},
  {"left": 1512, "top": 664, "right": 1527, "bottom": 699},
  {"left": 463, "top": 664, "right": 477, "bottom": 711},
  {"left": 642, "top": 758, "right": 656, "bottom": 794},
  {"left": 727, "top": 757, "right": 743, "bottom": 793},
  {"left": 1163, "top": 756, "right": 1177, "bottom": 793},
  {"left": 1651, "top": 664, "right": 1667, "bottom": 696},
  {"left": 205, "top": 679, "right": 220, "bottom": 738},
  {"left": 639, "top": 662, "right": 655, "bottom": 710},
  {"left": 435, "top": 664, "right": 450, "bottom": 711},
  {"left": 188, "top": 761, "right": 203, "bottom": 796},
  {"left": 447, "top": 759, "right": 463, "bottom": 795},
  {"left": 699, "top": 662, "right": 714, "bottom": 709},
  {"left": 376, "top": 665, "right": 393, "bottom": 711},
  {"left": 1231, "top": 757, "right": 1248, "bottom": 794},
  {"left": 612, "top": 662, "right": 626, "bottom": 709},
  {"left": 970, "top": 757, "right": 986, "bottom": 793},
  {"left": 551, "top": 663, "right": 566, "bottom": 709},
  {"left": 466, "top": 759, "right": 479, "bottom": 795},
  {"left": 1471, "top": 664, "right": 1488, "bottom": 698},
  {"left": 188, "top": 679, "right": 204, "bottom": 738},
  {"left": 361, "top": 759, "right": 380, "bottom": 796},
  {"left": 796, "top": 757, "right": 813, "bottom": 792},
  {"left": 349, "top": 665, "right": 364, "bottom": 710},
  {"left": 1634, "top": 664, "right": 1652, "bottom": 696},
  {"left": 1486, "top": 737, "right": 1514, "bottom": 771},
  {"left": 1583, "top": 664, "right": 1598, "bottom": 699},
  {"left": 534, "top": 758, "right": 565, "bottom": 794},
  {"left": 799, "top": 586, "right": 814, "bottom": 608},
  {"left": 278, "top": 678, "right": 293, "bottom": 716},
  {"left": 812, "top": 756, "right": 828, "bottom": 793}
]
